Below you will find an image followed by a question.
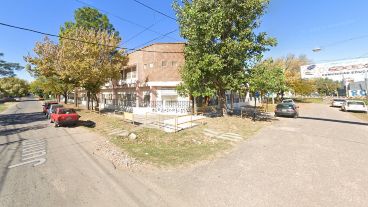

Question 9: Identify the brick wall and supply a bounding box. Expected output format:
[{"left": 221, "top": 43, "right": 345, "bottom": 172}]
[{"left": 127, "top": 43, "right": 185, "bottom": 83}]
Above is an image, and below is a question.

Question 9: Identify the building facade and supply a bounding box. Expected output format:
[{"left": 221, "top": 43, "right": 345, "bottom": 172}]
[{"left": 99, "top": 42, "right": 191, "bottom": 113}]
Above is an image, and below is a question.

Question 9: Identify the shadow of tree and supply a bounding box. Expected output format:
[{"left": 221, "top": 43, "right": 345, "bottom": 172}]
[
  {"left": 0, "top": 112, "right": 47, "bottom": 126},
  {"left": 0, "top": 124, "right": 49, "bottom": 137},
  {"left": 298, "top": 116, "right": 368, "bottom": 126}
]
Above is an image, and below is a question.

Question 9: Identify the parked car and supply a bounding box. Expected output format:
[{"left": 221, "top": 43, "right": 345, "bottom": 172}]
[
  {"left": 42, "top": 101, "right": 58, "bottom": 115},
  {"left": 46, "top": 104, "right": 63, "bottom": 119},
  {"left": 341, "top": 100, "right": 368, "bottom": 113},
  {"left": 274, "top": 103, "right": 299, "bottom": 118},
  {"left": 331, "top": 98, "right": 346, "bottom": 107},
  {"left": 282, "top": 99, "right": 296, "bottom": 105},
  {"left": 50, "top": 108, "right": 80, "bottom": 127}
]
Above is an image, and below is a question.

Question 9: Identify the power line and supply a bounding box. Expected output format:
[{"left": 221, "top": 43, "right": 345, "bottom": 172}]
[
  {"left": 0, "top": 22, "right": 184, "bottom": 54},
  {"left": 132, "top": 0, "right": 177, "bottom": 21},
  {"left": 131, "top": 29, "right": 178, "bottom": 50},
  {"left": 319, "top": 34, "right": 368, "bottom": 49},
  {"left": 123, "top": 21, "right": 161, "bottom": 45},
  {"left": 74, "top": 0, "right": 179, "bottom": 42}
]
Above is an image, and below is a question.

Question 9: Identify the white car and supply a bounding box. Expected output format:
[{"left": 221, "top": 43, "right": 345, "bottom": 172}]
[
  {"left": 331, "top": 98, "right": 346, "bottom": 107},
  {"left": 341, "top": 100, "right": 367, "bottom": 113}
]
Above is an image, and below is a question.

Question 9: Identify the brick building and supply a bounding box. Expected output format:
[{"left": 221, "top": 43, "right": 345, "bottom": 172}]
[{"left": 99, "top": 42, "right": 190, "bottom": 113}]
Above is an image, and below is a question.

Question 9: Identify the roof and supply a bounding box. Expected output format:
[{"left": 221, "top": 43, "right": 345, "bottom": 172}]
[{"left": 127, "top": 42, "right": 186, "bottom": 54}]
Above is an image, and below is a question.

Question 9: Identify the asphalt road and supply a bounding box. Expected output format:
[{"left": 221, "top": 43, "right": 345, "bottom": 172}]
[
  {"left": 0, "top": 99, "right": 172, "bottom": 207},
  {"left": 1, "top": 99, "right": 368, "bottom": 207},
  {"left": 147, "top": 103, "right": 368, "bottom": 207}
]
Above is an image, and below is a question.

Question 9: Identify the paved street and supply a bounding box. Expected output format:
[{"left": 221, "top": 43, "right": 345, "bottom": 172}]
[
  {"left": 1, "top": 99, "right": 368, "bottom": 207},
  {"left": 148, "top": 103, "right": 368, "bottom": 207},
  {"left": 0, "top": 99, "right": 171, "bottom": 207}
]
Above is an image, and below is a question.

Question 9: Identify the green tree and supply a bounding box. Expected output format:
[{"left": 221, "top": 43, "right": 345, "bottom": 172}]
[
  {"left": 29, "top": 78, "right": 45, "bottom": 98},
  {"left": 58, "top": 27, "right": 127, "bottom": 109},
  {"left": 315, "top": 78, "right": 340, "bottom": 96},
  {"left": 274, "top": 54, "right": 310, "bottom": 96},
  {"left": 60, "top": 7, "right": 119, "bottom": 37},
  {"left": 25, "top": 37, "right": 74, "bottom": 103},
  {"left": 247, "top": 59, "right": 286, "bottom": 101},
  {"left": 0, "top": 77, "right": 29, "bottom": 97},
  {"left": 294, "top": 79, "right": 316, "bottom": 96},
  {"left": 0, "top": 53, "right": 23, "bottom": 77},
  {"left": 174, "top": 0, "right": 276, "bottom": 115},
  {"left": 60, "top": 7, "right": 122, "bottom": 108}
]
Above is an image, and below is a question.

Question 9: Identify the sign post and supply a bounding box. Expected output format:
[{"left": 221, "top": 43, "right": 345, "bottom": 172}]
[{"left": 253, "top": 92, "right": 259, "bottom": 122}]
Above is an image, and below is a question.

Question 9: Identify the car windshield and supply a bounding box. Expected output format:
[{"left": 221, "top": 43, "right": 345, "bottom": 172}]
[
  {"left": 277, "top": 104, "right": 294, "bottom": 109},
  {"left": 333, "top": 99, "right": 345, "bottom": 102},
  {"left": 59, "top": 109, "right": 76, "bottom": 114},
  {"left": 51, "top": 105, "right": 63, "bottom": 112},
  {"left": 283, "top": 100, "right": 293, "bottom": 103},
  {"left": 348, "top": 101, "right": 365, "bottom": 106}
]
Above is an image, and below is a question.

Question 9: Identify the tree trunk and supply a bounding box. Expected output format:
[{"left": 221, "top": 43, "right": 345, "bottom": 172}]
[
  {"left": 87, "top": 91, "right": 91, "bottom": 110},
  {"left": 74, "top": 88, "right": 78, "bottom": 107},
  {"left": 193, "top": 96, "right": 197, "bottom": 115},
  {"left": 218, "top": 89, "right": 227, "bottom": 116},
  {"left": 93, "top": 93, "right": 99, "bottom": 111},
  {"left": 230, "top": 91, "right": 234, "bottom": 112},
  {"left": 190, "top": 95, "right": 194, "bottom": 114},
  {"left": 253, "top": 93, "right": 257, "bottom": 121},
  {"left": 63, "top": 92, "right": 68, "bottom": 104}
]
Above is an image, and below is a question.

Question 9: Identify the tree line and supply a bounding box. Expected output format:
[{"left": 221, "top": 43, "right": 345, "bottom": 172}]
[
  {"left": 0, "top": 53, "right": 29, "bottom": 98},
  {"left": 2, "top": 2, "right": 341, "bottom": 113},
  {"left": 25, "top": 7, "right": 127, "bottom": 109},
  {"left": 174, "top": 0, "right": 340, "bottom": 115}
]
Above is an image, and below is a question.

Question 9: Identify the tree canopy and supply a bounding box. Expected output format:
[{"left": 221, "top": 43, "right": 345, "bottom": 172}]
[
  {"left": 315, "top": 78, "right": 340, "bottom": 96},
  {"left": 0, "top": 77, "right": 29, "bottom": 97},
  {"left": 174, "top": 0, "right": 276, "bottom": 115},
  {"left": 25, "top": 7, "right": 126, "bottom": 107},
  {"left": 60, "top": 7, "right": 119, "bottom": 37},
  {"left": 247, "top": 59, "right": 286, "bottom": 97},
  {"left": 0, "top": 53, "right": 23, "bottom": 77}
]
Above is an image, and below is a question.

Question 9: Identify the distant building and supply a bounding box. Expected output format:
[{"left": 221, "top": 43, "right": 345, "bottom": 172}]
[
  {"left": 347, "top": 78, "right": 368, "bottom": 97},
  {"left": 301, "top": 58, "right": 368, "bottom": 97},
  {"left": 300, "top": 58, "right": 368, "bottom": 82}
]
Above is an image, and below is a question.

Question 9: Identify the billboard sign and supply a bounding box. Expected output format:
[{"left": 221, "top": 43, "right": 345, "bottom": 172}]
[{"left": 301, "top": 58, "right": 368, "bottom": 82}]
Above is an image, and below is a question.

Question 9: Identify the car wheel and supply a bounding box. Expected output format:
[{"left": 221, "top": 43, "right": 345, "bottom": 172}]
[
  {"left": 50, "top": 119, "right": 53, "bottom": 123},
  {"left": 54, "top": 122, "right": 59, "bottom": 128}
]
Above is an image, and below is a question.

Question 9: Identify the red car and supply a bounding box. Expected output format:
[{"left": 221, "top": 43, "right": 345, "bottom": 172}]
[
  {"left": 50, "top": 108, "right": 80, "bottom": 127},
  {"left": 42, "top": 101, "right": 58, "bottom": 115}
]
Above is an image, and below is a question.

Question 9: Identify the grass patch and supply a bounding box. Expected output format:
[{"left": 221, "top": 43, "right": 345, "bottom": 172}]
[
  {"left": 66, "top": 104, "right": 267, "bottom": 167},
  {"left": 0, "top": 102, "right": 15, "bottom": 113},
  {"left": 111, "top": 116, "right": 266, "bottom": 166},
  {"left": 111, "top": 128, "right": 230, "bottom": 166},
  {"left": 294, "top": 97, "right": 324, "bottom": 103}
]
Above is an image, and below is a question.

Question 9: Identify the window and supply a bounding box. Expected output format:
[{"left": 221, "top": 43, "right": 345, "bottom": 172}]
[
  {"left": 172, "top": 61, "right": 178, "bottom": 67},
  {"left": 149, "top": 63, "right": 154, "bottom": 68},
  {"left": 162, "top": 61, "right": 167, "bottom": 67}
]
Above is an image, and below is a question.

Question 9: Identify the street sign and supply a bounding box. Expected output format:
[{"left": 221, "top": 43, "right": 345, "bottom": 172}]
[{"left": 255, "top": 92, "right": 260, "bottom": 98}]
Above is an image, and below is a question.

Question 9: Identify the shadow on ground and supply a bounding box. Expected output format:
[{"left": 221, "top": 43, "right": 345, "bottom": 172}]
[
  {"left": 0, "top": 124, "right": 49, "bottom": 137},
  {"left": 299, "top": 116, "right": 368, "bottom": 126},
  {"left": 0, "top": 112, "right": 47, "bottom": 126}
]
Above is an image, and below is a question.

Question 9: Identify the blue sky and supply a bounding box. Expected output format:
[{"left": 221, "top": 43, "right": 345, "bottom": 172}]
[{"left": 1, "top": 0, "right": 368, "bottom": 81}]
